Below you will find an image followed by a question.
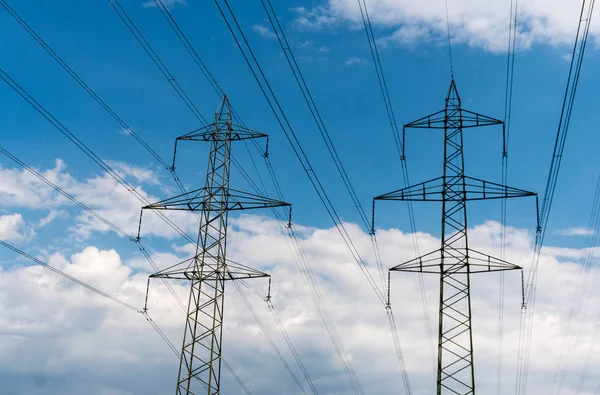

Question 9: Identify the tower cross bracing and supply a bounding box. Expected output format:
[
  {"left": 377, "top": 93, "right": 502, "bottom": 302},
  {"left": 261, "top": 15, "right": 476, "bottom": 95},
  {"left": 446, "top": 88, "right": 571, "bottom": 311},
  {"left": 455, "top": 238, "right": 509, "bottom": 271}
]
[
  {"left": 142, "top": 97, "right": 290, "bottom": 395},
  {"left": 374, "top": 80, "right": 537, "bottom": 394}
]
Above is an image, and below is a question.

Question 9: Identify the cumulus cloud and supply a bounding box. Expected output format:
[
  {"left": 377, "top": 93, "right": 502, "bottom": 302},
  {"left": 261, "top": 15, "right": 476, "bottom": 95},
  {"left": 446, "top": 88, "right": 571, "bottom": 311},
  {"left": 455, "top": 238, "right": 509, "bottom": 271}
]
[
  {"left": 292, "top": 0, "right": 600, "bottom": 52},
  {"left": 106, "top": 161, "right": 161, "bottom": 186},
  {"left": 0, "top": 159, "right": 70, "bottom": 208},
  {"left": 0, "top": 160, "right": 198, "bottom": 240},
  {"left": 2, "top": 214, "right": 600, "bottom": 394},
  {"left": 0, "top": 213, "right": 29, "bottom": 242}
]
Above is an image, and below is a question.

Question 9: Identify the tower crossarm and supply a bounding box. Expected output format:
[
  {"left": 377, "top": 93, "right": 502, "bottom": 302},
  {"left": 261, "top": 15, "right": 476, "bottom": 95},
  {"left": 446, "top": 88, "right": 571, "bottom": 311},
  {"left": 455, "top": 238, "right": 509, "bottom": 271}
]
[
  {"left": 374, "top": 175, "right": 536, "bottom": 202},
  {"left": 150, "top": 257, "right": 270, "bottom": 282},
  {"left": 177, "top": 95, "right": 268, "bottom": 142},
  {"left": 375, "top": 80, "right": 537, "bottom": 394},
  {"left": 177, "top": 123, "right": 268, "bottom": 142},
  {"left": 404, "top": 108, "right": 502, "bottom": 130},
  {"left": 138, "top": 96, "right": 290, "bottom": 395},
  {"left": 389, "top": 247, "right": 522, "bottom": 274},
  {"left": 142, "top": 187, "right": 290, "bottom": 212}
]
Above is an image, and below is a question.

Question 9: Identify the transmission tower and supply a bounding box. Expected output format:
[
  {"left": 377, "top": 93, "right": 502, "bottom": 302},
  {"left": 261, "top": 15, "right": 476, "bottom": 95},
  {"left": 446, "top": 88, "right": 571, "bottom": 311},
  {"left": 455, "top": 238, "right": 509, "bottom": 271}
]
[
  {"left": 373, "top": 80, "right": 537, "bottom": 394},
  {"left": 141, "top": 97, "right": 290, "bottom": 394}
]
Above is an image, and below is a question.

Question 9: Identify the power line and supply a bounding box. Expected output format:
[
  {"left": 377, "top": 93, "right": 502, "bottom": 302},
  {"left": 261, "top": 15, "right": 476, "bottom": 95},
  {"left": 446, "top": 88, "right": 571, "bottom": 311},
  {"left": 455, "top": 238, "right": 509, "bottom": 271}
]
[
  {"left": 445, "top": 0, "right": 455, "bottom": 78},
  {"left": 0, "top": 240, "right": 253, "bottom": 394},
  {"left": 0, "top": 0, "right": 208, "bottom": 210},
  {"left": 212, "top": 1, "right": 399, "bottom": 392},
  {"left": 552, "top": 170, "right": 600, "bottom": 395},
  {"left": 377, "top": 80, "right": 535, "bottom": 394},
  {"left": 261, "top": 0, "right": 370, "bottom": 232},
  {"left": 515, "top": 0, "right": 596, "bottom": 392},
  {"left": 152, "top": 0, "right": 225, "bottom": 100},
  {"left": 0, "top": 10, "right": 279, "bottom": 386},
  {"left": 221, "top": 0, "right": 386, "bottom": 311},
  {"left": 0, "top": 145, "right": 133, "bottom": 240},
  {"left": 95, "top": 3, "right": 336, "bottom": 392},
  {"left": 498, "top": 1, "right": 519, "bottom": 393},
  {"left": 254, "top": 11, "right": 418, "bottom": 390},
  {"left": 0, "top": 240, "right": 139, "bottom": 311},
  {"left": 0, "top": 67, "right": 196, "bottom": 247},
  {"left": 237, "top": 278, "right": 320, "bottom": 395},
  {"left": 355, "top": 0, "right": 436, "bottom": 378},
  {"left": 106, "top": 0, "right": 207, "bottom": 126},
  {"left": 0, "top": 0, "right": 170, "bottom": 170},
  {"left": 233, "top": 281, "right": 311, "bottom": 395},
  {"left": 0, "top": 144, "right": 190, "bottom": 308},
  {"left": 103, "top": 5, "right": 324, "bottom": 392},
  {"left": 264, "top": 295, "right": 320, "bottom": 395}
]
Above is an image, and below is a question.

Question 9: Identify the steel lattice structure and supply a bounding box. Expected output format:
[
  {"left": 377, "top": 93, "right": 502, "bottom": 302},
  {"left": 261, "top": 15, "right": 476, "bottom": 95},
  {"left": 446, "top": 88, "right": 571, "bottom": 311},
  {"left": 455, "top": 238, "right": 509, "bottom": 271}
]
[
  {"left": 374, "top": 80, "right": 536, "bottom": 394},
  {"left": 142, "top": 97, "right": 290, "bottom": 395}
]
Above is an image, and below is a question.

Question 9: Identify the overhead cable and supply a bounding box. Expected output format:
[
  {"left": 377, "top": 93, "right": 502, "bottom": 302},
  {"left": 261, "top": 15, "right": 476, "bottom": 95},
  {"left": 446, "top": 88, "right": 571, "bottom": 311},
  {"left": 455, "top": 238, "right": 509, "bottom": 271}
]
[
  {"left": 498, "top": 1, "right": 519, "bottom": 394},
  {"left": 0, "top": 240, "right": 252, "bottom": 394},
  {"left": 105, "top": 2, "right": 363, "bottom": 393},
  {"left": 213, "top": 1, "right": 404, "bottom": 392},
  {"left": 233, "top": 281, "right": 310, "bottom": 395},
  {"left": 355, "top": 0, "right": 436, "bottom": 377},
  {"left": 515, "top": 0, "right": 596, "bottom": 393},
  {"left": 106, "top": 0, "right": 207, "bottom": 125},
  {"left": 0, "top": 240, "right": 139, "bottom": 311},
  {"left": 0, "top": 67, "right": 198, "bottom": 248}
]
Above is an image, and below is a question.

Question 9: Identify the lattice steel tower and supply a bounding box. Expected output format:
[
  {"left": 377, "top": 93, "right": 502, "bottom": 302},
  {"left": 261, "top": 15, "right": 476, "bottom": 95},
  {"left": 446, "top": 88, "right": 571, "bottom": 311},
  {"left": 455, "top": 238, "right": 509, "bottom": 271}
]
[
  {"left": 142, "top": 97, "right": 290, "bottom": 394},
  {"left": 373, "top": 80, "right": 537, "bottom": 394}
]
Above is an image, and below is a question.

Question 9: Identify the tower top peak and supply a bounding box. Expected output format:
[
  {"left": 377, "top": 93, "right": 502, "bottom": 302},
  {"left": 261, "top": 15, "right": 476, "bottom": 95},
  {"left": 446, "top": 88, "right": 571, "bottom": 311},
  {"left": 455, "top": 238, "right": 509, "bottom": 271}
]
[
  {"left": 445, "top": 79, "right": 461, "bottom": 107},
  {"left": 214, "top": 94, "right": 232, "bottom": 124}
]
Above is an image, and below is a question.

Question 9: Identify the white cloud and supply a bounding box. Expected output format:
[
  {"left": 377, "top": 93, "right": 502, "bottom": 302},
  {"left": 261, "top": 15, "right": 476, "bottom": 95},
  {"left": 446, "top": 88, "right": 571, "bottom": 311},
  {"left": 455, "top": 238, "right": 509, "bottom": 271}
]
[
  {"left": 0, "top": 159, "right": 70, "bottom": 208},
  {"left": 106, "top": 161, "right": 161, "bottom": 186},
  {"left": 293, "top": 0, "right": 600, "bottom": 52},
  {"left": 252, "top": 24, "right": 276, "bottom": 39},
  {"left": 37, "top": 210, "right": 67, "bottom": 229},
  {"left": 2, "top": 216, "right": 600, "bottom": 394},
  {"left": 377, "top": 23, "right": 434, "bottom": 47},
  {"left": 556, "top": 227, "right": 595, "bottom": 236},
  {"left": 345, "top": 56, "right": 365, "bottom": 66},
  {"left": 291, "top": 6, "right": 339, "bottom": 31},
  {"left": 0, "top": 160, "right": 197, "bottom": 240},
  {"left": 0, "top": 213, "right": 28, "bottom": 242}
]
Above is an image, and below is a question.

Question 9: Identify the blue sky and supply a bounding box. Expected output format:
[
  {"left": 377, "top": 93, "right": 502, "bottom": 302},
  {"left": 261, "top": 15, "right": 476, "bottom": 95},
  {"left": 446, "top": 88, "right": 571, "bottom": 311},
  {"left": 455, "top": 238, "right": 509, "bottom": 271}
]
[
  {"left": 1, "top": 0, "right": 599, "bottom": 244},
  {"left": 1, "top": 0, "right": 600, "bottom": 394}
]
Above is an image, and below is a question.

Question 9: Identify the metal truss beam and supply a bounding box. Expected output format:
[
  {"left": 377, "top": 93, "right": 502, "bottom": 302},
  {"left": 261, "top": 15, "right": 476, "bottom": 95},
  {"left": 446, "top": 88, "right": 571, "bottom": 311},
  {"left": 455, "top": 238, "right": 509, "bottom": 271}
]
[
  {"left": 374, "top": 80, "right": 536, "bottom": 395},
  {"left": 143, "top": 96, "right": 290, "bottom": 395}
]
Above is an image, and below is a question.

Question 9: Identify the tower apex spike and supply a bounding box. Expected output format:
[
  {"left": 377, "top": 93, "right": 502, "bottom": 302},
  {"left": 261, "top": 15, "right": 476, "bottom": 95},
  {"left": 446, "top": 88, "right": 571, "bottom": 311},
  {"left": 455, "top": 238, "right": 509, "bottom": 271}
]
[
  {"left": 215, "top": 94, "right": 232, "bottom": 123},
  {"left": 446, "top": 79, "right": 461, "bottom": 107}
]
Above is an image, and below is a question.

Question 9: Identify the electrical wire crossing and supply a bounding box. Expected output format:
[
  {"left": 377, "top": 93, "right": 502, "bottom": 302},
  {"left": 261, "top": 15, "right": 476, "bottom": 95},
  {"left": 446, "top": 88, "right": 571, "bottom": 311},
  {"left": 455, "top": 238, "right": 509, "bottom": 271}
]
[
  {"left": 373, "top": 80, "right": 538, "bottom": 394},
  {"left": 139, "top": 96, "right": 290, "bottom": 395}
]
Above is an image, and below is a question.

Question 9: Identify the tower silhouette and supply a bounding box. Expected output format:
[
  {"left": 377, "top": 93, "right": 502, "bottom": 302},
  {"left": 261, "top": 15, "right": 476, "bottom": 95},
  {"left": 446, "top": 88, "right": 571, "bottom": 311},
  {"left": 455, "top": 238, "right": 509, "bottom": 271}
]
[
  {"left": 142, "top": 97, "right": 290, "bottom": 394},
  {"left": 374, "top": 80, "right": 537, "bottom": 394}
]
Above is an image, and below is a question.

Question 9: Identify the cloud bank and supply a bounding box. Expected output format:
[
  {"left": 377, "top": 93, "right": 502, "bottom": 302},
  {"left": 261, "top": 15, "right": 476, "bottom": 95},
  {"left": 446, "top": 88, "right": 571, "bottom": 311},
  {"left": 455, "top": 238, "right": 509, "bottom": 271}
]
[
  {"left": 2, "top": 216, "right": 600, "bottom": 393},
  {"left": 1, "top": 160, "right": 600, "bottom": 394},
  {"left": 292, "top": 0, "right": 600, "bottom": 52}
]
